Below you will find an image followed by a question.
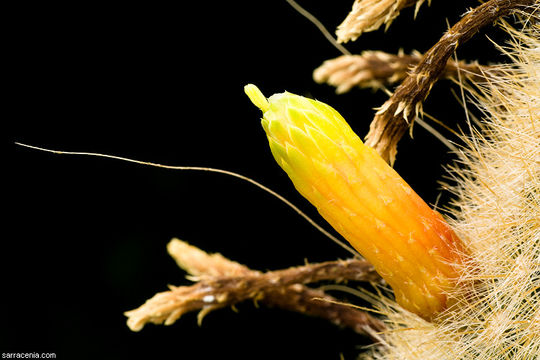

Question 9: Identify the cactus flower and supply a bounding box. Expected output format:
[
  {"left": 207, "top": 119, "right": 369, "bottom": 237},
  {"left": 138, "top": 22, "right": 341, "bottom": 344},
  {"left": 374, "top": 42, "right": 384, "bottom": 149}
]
[{"left": 245, "top": 84, "right": 466, "bottom": 320}]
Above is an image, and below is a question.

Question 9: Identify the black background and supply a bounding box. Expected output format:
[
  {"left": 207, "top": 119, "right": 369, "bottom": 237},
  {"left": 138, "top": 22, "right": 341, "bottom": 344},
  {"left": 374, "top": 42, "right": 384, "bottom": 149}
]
[{"left": 7, "top": 1, "right": 509, "bottom": 359}]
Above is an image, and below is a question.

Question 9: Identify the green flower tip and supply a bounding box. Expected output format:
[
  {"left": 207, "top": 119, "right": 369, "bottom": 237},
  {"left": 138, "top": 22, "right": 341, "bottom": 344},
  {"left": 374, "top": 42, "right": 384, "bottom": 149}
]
[{"left": 245, "top": 84, "right": 270, "bottom": 113}]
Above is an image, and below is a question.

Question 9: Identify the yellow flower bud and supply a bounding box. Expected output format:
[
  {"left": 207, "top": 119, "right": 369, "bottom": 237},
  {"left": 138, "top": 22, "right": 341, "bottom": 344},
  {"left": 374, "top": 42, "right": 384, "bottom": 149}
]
[{"left": 245, "top": 84, "right": 466, "bottom": 320}]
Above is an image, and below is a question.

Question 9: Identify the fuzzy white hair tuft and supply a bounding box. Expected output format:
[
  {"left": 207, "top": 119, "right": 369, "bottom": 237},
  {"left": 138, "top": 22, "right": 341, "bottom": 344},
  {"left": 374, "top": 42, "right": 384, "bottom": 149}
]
[{"left": 365, "top": 10, "right": 540, "bottom": 360}]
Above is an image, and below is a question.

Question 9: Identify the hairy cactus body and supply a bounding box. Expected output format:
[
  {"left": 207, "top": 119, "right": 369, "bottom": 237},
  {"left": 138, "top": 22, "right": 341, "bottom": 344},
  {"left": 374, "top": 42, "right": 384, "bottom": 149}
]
[{"left": 366, "top": 19, "right": 540, "bottom": 360}]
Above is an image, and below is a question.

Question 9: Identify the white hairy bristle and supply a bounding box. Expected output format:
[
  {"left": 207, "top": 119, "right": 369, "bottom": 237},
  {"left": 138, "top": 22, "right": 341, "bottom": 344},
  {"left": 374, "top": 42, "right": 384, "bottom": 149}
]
[{"left": 365, "top": 15, "right": 540, "bottom": 360}]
